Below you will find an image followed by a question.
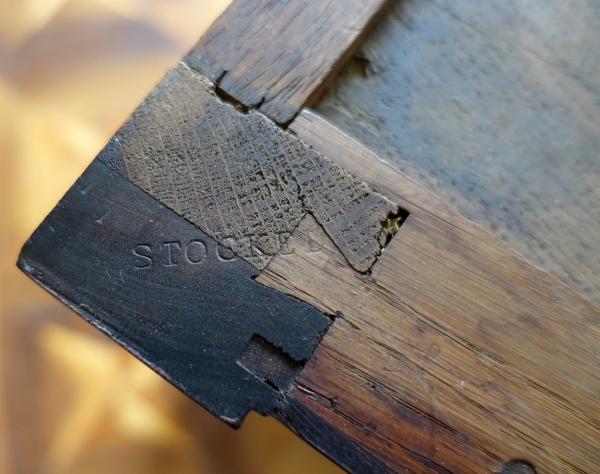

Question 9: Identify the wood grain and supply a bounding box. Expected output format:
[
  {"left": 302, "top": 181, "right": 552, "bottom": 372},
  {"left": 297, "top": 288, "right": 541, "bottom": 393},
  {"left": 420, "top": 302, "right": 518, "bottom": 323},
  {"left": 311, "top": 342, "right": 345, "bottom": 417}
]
[
  {"left": 314, "top": 0, "right": 600, "bottom": 308},
  {"left": 99, "top": 63, "right": 398, "bottom": 272},
  {"left": 256, "top": 112, "right": 600, "bottom": 473},
  {"left": 276, "top": 394, "right": 396, "bottom": 474},
  {"left": 186, "top": 0, "right": 391, "bottom": 124}
]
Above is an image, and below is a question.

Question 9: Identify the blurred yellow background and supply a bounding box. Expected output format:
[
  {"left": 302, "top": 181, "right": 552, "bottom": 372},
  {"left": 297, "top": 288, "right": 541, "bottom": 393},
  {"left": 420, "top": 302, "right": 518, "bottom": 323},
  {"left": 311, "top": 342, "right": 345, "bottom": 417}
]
[{"left": 0, "top": 1, "right": 343, "bottom": 473}]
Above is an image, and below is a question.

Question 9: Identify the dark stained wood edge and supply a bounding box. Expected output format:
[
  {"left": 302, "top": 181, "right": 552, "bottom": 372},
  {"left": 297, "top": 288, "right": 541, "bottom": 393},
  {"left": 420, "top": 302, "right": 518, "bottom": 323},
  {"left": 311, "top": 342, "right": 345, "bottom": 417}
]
[
  {"left": 17, "top": 159, "right": 331, "bottom": 426},
  {"left": 275, "top": 393, "right": 396, "bottom": 474}
]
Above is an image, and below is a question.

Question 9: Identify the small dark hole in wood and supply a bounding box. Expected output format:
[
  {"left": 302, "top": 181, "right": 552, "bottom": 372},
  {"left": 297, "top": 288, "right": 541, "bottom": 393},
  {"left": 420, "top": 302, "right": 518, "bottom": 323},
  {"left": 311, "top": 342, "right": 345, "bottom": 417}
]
[
  {"left": 498, "top": 459, "right": 537, "bottom": 474},
  {"left": 215, "top": 87, "right": 250, "bottom": 114},
  {"left": 237, "top": 334, "right": 303, "bottom": 391},
  {"left": 344, "top": 55, "right": 374, "bottom": 78},
  {"left": 379, "top": 208, "right": 410, "bottom": 248}
]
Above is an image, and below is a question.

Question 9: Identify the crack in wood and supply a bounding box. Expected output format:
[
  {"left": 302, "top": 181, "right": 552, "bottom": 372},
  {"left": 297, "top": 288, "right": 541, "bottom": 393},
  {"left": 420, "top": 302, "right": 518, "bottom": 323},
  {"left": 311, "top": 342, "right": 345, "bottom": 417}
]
[{"left": 98, "top": 62, "right": 402, "bottom": 273}]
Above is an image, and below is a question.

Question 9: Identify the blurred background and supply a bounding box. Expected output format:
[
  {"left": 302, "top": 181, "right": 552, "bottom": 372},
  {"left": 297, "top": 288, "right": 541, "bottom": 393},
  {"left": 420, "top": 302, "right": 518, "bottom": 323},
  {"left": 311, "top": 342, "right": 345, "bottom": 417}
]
[{"left": 0, "top": 1, "right": 343, "bottom": 473}]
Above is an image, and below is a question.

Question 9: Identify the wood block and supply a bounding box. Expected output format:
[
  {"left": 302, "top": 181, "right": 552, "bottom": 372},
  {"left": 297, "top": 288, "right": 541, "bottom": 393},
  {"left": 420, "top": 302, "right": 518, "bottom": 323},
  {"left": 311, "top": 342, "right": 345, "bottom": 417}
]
[
  {"left": 99, "top": 63, "right": 398, "bottom": 273},
  {"left": 186, "top": 0, "right": 391, "bottom": 124}
]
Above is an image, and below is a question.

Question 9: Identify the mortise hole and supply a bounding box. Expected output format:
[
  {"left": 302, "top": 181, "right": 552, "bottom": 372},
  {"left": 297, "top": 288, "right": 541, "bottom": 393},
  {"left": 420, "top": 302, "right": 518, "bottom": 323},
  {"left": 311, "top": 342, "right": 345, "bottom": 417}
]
[
  {"left": 237, "top": 335, "right": 303, "bottom": 391},
  {"left": 379, "top": 208, "right": 410, "bottom": 248}
]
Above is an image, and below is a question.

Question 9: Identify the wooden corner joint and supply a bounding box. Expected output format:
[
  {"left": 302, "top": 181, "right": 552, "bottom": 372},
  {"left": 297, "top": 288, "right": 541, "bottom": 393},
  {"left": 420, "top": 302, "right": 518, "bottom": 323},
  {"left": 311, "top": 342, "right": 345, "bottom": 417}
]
[{"left": 98, "top": 62, "right": 408, "bottom": 274}]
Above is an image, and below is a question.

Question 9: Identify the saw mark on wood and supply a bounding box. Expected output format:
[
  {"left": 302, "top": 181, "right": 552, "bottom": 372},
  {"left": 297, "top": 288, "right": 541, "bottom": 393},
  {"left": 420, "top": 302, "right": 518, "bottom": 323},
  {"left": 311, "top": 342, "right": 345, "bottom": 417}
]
[{"left": 98, "top": 62, "right": 402, "bottom": 273}]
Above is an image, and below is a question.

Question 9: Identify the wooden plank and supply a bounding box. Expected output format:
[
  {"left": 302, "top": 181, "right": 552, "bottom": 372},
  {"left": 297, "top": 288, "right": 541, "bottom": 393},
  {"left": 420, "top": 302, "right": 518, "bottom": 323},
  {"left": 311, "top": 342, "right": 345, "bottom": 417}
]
[
  {"left": 186, "top": 0, "right": 391, "bottom": 124},
  {"left": 256, "top": 113, "right": 600, "bottom": 473},
  {"left": 313, "top": 0, "right": 600, "bottom": 308},
  {"left": 17, "top": 1, "right": 600, "bottom": 467}
]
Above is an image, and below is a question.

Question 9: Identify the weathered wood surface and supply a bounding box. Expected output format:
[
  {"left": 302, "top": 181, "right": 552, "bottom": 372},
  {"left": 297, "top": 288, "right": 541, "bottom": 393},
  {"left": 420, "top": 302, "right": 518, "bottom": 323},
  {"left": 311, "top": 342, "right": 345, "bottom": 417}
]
[
  {"left": 23, "top": 66, "right": 600, "bottom": 472},
  {"left": 276, "top": 395, "right": 395, "bottom": 474},
  {"left": 256, "top": 111, "right": 600, "bottom": 473},
  {"left": 99, "top": 63, "right": 398, "bottom": 272},
  {"left": 315, "top": 0, "right": 600, "bottom": 308},
  {"left": 186, "top": 0, "right": 391, "bottom": 124},
  {"left": 17, "top": 0, "right": 600, "bottom": 470}
]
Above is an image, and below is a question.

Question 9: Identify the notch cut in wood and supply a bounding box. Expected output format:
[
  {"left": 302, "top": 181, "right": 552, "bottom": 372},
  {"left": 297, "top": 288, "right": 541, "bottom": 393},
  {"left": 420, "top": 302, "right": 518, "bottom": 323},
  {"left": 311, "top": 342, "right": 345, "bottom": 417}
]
[{"left": 237, "top": 334, "right": 305, "bottom": 392}]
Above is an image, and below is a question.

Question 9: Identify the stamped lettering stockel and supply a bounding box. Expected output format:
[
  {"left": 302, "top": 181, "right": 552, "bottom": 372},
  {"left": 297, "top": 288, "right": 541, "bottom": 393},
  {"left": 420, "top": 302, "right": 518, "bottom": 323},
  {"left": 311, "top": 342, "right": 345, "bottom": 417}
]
[
  {"left": 132, "top": 239, "right": 238, "bottom": 269},
  {"left": 18, "top": 159, "right": 331, "bottom": 424}
]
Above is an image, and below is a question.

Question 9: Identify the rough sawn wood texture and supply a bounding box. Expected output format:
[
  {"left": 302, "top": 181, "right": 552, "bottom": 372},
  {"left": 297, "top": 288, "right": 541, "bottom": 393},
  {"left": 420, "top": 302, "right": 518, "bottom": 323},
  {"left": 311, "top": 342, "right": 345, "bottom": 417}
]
[
  {"left": 186, "top": 0, "right": 391, "bottom": 124},
  {"left": 255, "top": 111, "right": 600, "bottom": 473},
  {"left": 98, "top": 63, "right": 397, "bottom": 272}
]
